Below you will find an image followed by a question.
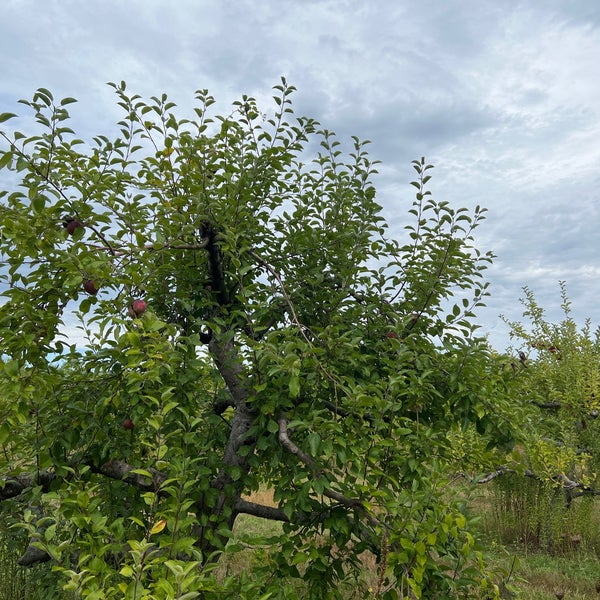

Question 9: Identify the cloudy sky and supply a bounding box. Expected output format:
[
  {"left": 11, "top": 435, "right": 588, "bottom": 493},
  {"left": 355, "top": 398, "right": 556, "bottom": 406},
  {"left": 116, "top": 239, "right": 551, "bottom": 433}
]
[{"left": 1, "top": 0, "right": 599, "bottom": 350}]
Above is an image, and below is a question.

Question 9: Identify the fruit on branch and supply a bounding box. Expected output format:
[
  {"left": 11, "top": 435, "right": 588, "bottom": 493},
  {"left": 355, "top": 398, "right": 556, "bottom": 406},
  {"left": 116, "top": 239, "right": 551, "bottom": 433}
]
[
  {"left": 83, "top": 280, "right": 98, "bottom": 295},
  {"left": 128, "top": 299, "right": 147, "bottom": 317},
  {"left": 63, "top": 217, "right": 84, "bottom": 236},
  {"left": 122, "top": 418, "right": 134, "bottom": 430}
]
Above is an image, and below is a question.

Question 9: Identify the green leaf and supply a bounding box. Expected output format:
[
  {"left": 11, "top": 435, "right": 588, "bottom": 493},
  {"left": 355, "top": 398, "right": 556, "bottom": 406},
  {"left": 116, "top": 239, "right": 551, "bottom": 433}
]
[
  {"left": 31, "top": 194, "right": 45, "bottom": 213},
  {"left": 307, "top": 432, "right": 321, "bottom": 456},
  {"left": 4, "top": 359, "right": 19, "bottom": 377},
  {"left": 288, "top": 374, "right": 300, "bottom": 398},
  {"left": 0, "top": 112, "right": 17, "bottom": 123},
  {"left": 0, "top": 151, "right": 12, "bottom": 169}
]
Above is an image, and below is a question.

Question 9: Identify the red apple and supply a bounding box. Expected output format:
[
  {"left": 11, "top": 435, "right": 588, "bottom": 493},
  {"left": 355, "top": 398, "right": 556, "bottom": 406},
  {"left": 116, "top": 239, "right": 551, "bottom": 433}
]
[
  {"left": 386, "top": 332, "right": 398, "bottom": 339},
  {"left": 122, "top": 418, "right": 134, "bottom": 430},
  {"left": 129, "top": 299, "right": 147, "bottom": 317},
  {"left": 548, "top": 346, "right": 558, "bottom": 353},
  {"left": 64, "top": 219, "right": 84, "bottom": 236},
  {"left": 83, "top": 280, "right": 98, "bottom": 295}
]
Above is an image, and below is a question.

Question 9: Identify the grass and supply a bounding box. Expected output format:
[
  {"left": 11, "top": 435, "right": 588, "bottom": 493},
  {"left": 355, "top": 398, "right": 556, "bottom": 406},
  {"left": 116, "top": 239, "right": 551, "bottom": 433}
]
[
  {"left": 223, "top": 487, "right": 600, "bottom": 598},
  {"left": 474, "top": 478, "right": 600, "bottom": 599},
  {"left": 486, "top": 545, "right": 600, "bottom": 599}
]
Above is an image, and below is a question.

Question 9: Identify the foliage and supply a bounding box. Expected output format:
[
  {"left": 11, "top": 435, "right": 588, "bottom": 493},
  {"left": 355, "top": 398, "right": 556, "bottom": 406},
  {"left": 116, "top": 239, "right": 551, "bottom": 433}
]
[
  {"left": 494, "top": 283, "right": 600, "bottom": 550},
  {"left": 1, "top": 81, "right": 510, "bottom": 598}
]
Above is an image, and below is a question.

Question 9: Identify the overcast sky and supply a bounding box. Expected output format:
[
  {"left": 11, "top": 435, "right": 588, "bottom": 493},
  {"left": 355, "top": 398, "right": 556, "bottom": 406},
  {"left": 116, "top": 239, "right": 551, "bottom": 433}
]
[{"left": 1, "top": 0, "right": 600, "bottom": 350}]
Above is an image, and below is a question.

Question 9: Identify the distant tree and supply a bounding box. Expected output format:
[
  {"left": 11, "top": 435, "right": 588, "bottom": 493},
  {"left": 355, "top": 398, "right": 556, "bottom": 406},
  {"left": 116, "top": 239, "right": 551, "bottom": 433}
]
[
  {"left": 0, "top": 81, "right": 509, "bottom": 598},
  {"left": 488, "top": 284, "right": 600, "bottom": 548}
]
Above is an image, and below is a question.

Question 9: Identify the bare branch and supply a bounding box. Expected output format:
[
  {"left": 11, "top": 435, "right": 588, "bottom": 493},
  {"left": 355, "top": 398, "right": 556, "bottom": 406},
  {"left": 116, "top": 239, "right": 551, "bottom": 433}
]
[
  {"left": 234, "top": 498, "right": 289, "bottom": 522},
  {"left": 277, "top": 413, "right": 315, "bottom": 468},
  {"left": 477, "top": 466, "right": 600, "bottom": 497}
]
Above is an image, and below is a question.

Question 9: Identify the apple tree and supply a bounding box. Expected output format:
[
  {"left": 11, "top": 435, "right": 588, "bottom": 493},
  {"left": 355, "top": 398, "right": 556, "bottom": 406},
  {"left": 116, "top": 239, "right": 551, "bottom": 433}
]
[
  {"left": 0, "top": 81, "right": 511, "bottom": 598},
  {"left": 486, "top": 284, "right": 600, "bottom": 549}
]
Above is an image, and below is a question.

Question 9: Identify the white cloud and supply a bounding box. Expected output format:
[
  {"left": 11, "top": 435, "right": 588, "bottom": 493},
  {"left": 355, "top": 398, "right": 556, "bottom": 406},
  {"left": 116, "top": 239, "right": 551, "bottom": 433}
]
[{"left": 1, "top": 0, "right": 600, "bottom": 350}]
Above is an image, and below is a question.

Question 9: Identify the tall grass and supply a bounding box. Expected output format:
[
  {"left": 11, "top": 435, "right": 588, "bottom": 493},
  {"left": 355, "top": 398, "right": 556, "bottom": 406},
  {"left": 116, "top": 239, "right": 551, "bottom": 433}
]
[
  {"left": 479, "top": 474, "right": 600, "bottom": 554},
  {"left": 0, "top": 528, "right": 64, "bottom": 600}
]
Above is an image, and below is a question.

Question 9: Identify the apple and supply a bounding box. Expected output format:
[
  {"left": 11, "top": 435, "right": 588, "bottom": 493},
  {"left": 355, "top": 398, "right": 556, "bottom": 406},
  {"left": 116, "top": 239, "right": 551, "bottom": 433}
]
[
  {"left": 129, "top": 299, "right": 147, "bottom": 317},
  {"left": 386, "top": 332, "right": 398, "bottom": 339},
  {"left": 122, "top": 418, "right": 134, "bottom": 430},
  {"left": 83, "top": 280, "right": 98, "bottom": 295},
  {"left": 64, "top": 218, "right": 84, "bottom": 236}
]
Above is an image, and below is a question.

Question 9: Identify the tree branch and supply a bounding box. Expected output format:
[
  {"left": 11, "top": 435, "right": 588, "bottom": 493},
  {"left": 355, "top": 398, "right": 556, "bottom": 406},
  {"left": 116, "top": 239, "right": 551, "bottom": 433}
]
[
  {"left": 204, "top": 222, "right": 230, "bottom": 306},
  {"left": 532, "top": 401, "right": 561, "bottom": 409},
  {"left": 0, "top": 471, "right": 56, "bottom": 501},
  {"left": 477, "top": 466, "right": 600, "bottom": 497},
  {"left": 234, "top": 498, "right": 289, "bottom": 522},
  {"left": 277, "top": 413, "right": 376, "bottom": 518},
  {"left": 4, "top": 461, "right": 168, "bottom": 568},
  {"left": 89, "top": 460, "right": 167, "bottom": 492}
]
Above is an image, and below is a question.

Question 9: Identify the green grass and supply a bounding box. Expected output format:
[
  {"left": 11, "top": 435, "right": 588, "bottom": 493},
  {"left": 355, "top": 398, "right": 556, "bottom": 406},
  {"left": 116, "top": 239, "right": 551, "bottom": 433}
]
[
  {"left": 485, "top": 544, "right": 600, "bottom": 598},
  {"left": 0, "top": 532, "right": 64, "bottom": 600}
]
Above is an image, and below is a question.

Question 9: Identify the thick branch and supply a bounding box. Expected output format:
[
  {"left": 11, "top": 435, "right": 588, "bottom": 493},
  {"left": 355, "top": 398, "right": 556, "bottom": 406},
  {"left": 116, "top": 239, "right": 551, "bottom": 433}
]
[
  {"left": 233, "top": 498, "right": 381, "bottom": 557},
  {"left": 204, "top": 224, "right": 230, "bottom": 306},
  {"left": 18, "top": 545, "right": 52, "bottom": 567},
  {"left": 277, "top": 414, "right": 315, "bottom": 467},
  {"left": 207, "top": 336, "right": 255, "bottom": 483},
  {"left": 208, "top": 337, "right": 250, "bottom": 407},
  {"left": 90, "top": 460, "right": 167, "bottom": 492},
  {"left": 1, "top": 461, "right": 167, "bottom": 505},
  {"left": 0, "top": 471, "right": 56, "bottom": 501},
  {"left": 234, "top": 498, "right": 290, "bottom": 522},
  {"left": 6, "top": 460, "right": 168, "bottom": 568}
]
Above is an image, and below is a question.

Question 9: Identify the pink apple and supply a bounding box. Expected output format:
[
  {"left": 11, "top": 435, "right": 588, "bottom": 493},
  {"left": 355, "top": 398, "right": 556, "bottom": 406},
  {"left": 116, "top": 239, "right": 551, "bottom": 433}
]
[{"left": 129, "top": 299, "right": 147, "bottom": 317}]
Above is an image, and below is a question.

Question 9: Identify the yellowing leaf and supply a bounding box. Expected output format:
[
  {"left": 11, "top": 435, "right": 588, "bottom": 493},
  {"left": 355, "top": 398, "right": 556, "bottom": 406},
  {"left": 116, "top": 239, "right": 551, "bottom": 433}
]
[{"left": 150, "top": 519, "right": 167, "bottom": 535}]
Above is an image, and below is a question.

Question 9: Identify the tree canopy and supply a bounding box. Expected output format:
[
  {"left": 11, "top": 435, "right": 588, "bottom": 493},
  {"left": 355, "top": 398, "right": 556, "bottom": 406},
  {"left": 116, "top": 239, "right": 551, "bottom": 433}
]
[{"left": 0, "top": 80, "right": 515, "bottom": 599}]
